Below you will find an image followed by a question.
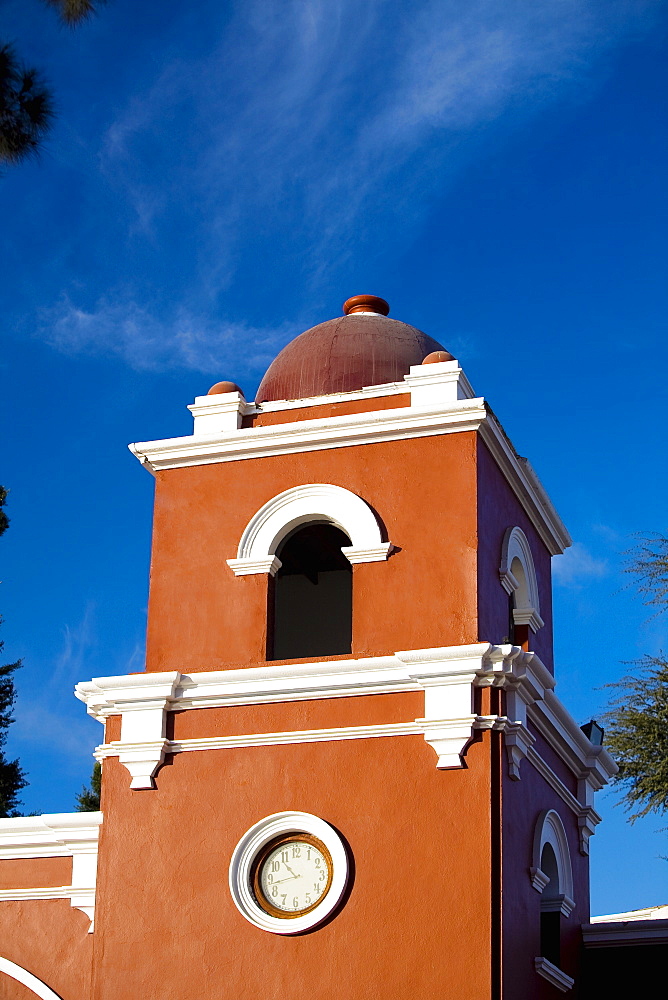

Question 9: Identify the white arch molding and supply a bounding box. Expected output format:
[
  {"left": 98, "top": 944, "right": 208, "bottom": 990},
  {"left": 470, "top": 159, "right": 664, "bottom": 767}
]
[
  {"left": 499, "top": 526, "right": 544, "bottom": 632},
  {"left": 0, "top": 957, "right": 63, "bottom": 1000},
  {"left": 227, "top": 484, "right": 393, "bottom": 576},
  {"left": 530, "top": 809, "right": 575, "bottom": 916}
]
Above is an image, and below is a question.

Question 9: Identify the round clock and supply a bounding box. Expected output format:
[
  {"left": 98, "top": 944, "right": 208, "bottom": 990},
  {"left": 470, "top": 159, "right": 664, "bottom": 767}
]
[{"left": 229, "top": 812, "right": 349, "bottom": 934}]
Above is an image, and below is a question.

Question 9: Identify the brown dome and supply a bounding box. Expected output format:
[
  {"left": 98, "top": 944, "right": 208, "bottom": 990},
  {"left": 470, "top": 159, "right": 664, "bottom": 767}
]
[{"left": 256, "top": 295, "right": 445, "bottom": 403}]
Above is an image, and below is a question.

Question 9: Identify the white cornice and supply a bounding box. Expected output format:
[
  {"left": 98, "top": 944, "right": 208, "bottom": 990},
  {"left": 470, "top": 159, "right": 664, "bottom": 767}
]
[
  {"left": 583, "top": 919, "right": 668, "bottom": 947},
  {"left": 534, "top": 957, "right": 574, "bottom": 992},
  {"left": 0, "top": 812, "right": 101, "bottom": 931},
  {"left": 129, "top": 393, "right": 570, "bottom": 555},
  {"left": 0, "top": 812, "right": 102, "bottom": 860},
  {"left": 75, "top": 644, "right": 611, "bottom": 806},
  {"left": 130, "top": 397, "right": 487, "bottom": 470}
]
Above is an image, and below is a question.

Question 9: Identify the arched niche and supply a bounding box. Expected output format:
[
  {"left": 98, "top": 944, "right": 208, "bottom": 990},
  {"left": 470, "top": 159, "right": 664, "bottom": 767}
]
[
  {"left": 530, "top": 809, "right": 575, "bottom": 916},
  {"left": 499, "top": 526, "right": 544, "bottom": 634},
  {"left": 227, "top": 484, "right": 392, "bottom": 576}
]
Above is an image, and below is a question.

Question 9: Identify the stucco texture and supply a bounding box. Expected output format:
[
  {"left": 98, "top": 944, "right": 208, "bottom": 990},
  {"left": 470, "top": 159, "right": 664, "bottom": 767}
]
[
  {"left": 145, "top": 432, "right": 479, "bottom": 673},
  {"left": 91, "top": 729, "right": 495, "bottom": 1000}
]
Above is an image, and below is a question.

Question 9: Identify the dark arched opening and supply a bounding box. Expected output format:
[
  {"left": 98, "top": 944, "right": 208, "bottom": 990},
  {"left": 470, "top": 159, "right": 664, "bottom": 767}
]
[
  {"left": 268, "top": 523, "right": 352, "bottom": 661},
  {"left": 540, "top": 842, "right": 561, "bottom": 967}
]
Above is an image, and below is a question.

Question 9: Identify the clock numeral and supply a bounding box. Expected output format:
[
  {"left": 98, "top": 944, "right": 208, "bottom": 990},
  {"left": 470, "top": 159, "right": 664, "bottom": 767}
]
[
  {"left": 319, "top": 868, "right": 326, "bottom": 881},
  {"left": 266, "top": 874, "right": 273, "bottom": 884},
  {"left": 292, "top": 846, "right": 301, "bottom": 858},
  {"left": 271, "top": 860, "right": 280, "bottom": 873},
  {"left": 281, "top": 850, "right": 289, "bottom": 863},
  {"left": 293, "top": 897, "right": 299, "bottom": 909},
  {"left": 305, "top": 893, "right": 311, "bottom": 905},
  {"left": 306, "top": 848, "right": 312, "bottom": 860},
  {"left": 271, "top": 886, "right": 278, "bottom": 898},
  {"left": 314, "top": 857, "right": 321, "bottom": 867},
  {"left": 281, "top": 894, "right": 287, "bottom": 906},
  {"left": 314, "top": 883, "right": 321, "bottom": 895}
]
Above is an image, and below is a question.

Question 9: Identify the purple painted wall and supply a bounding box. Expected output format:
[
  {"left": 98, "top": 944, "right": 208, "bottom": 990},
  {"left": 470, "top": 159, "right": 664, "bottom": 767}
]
[
  {"left": 502, "top": 754, "right": 590, "bottom": 998},
  {"left": 476, "top": 438, "right": 555, "bottom": 672}
]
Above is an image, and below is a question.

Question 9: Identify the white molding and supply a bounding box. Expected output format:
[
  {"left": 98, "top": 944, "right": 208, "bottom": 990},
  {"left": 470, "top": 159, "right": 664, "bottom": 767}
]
[
  {"left": 77, "top": 644, "right": 613, "bottom": 809},
  {"left": 0, "top": 957, "right": 64, "bottom": 1000},
  {"left": 0, "top": 812, "right": 101, "bottom": 931},
  {"left": 129, "top": 394, "right": 571, "bottom": 557},
  {"left": 591, "top": 904, "right": 668, "bottom": 923},
  {"left": 249, "top": 380, "right": 411, "bottom": 413},
  {"left": 541, "top": 893, "right": 576, "bottom": 918},
  {"left": 0, "top": 812, "right": 102, "bottom": 860},
  {"left": 130, "top": 398, "right": 486, "bottom": 470},
  {"left": 583, "top": 919, "right": 668, "bottom": 948},
  {"left": 534, "top": 957, "right": 574, "bottom": 992},
  {"left": 530, "top": 866, "right": 551, "bottom": 892},
  {"left": 500, "top": 526, "right": 544, "bottom": 632},
  {"left": 75, "top": 673, "right": 181, "bottom": 789},
  {"left": 227, "top": 555, "right": 282, "bottom": 577},
  {"left": 0, "top": 885, "right": 72, "bottom": 901},
  {"left": 531, "top": 809, "right": 574, "bottom": 905},
  {"left": 404, "top": 360, "right": 475, "bottom": 404},
  {"left": 226, "top": 483, "right": 391, "bottom": 575},
  {"left": 502, "top": 720, "right": 536, "bottom": 780},
  {"left": 340, "top": 543, "right": 393, "bottom": 563},
  {"left": 229, "top": 811, "right": 349, "bottom": 934},
  {"left": 526, "top": 746, "right": 602, "bottom": 855},
  {"left": 95, "top": 722, "right": 422, "bottom": 761},
  {"left": 188, "top": 391, "right": 249, "bottom": 435},
  {"left": 527, "top": 694, "right": 617, "bottom": 835}
]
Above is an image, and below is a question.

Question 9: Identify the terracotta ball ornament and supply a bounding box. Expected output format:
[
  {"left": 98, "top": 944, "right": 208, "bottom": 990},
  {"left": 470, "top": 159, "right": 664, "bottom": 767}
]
[
  {"left": 422, "top": 350, "right": 454, "bottom": 364},
  {"left": 207, "top": 381, "right": 244, "bottom": 396}
]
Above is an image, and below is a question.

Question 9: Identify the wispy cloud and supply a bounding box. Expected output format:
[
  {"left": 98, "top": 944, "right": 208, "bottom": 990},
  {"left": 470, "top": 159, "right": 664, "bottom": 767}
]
[
  {"left": 43, "top": 0, "right": 661, "bottom": 369},
  {"left": 13, "top": 703, "right": 99, "bottom": 760},
  {"left": 42, "top": 294, "right": 294, "bottom": 376},
  {"left": 102, "top": 0, "right": 654, "bottom": 237},
  {"left": 553, "top": 542, "right": 608, "bottom": 587}
]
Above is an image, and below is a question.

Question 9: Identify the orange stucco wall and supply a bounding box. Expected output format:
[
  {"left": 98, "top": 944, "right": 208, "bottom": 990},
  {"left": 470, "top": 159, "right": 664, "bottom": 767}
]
[
  {"left": 0, "top": 855, "right": 71, "bottom": 889},
  {"left": 145, "top": 431, "right": 479, "bottom": 673},
  {"left": 0, "top": 898, "right": 93, "bottom": 999},
  {"left": 169, "top": 691, "right": 425, "bottom": 740},
  {"left": 91, "top": 719, "right": 496, "bottom": 1000}
]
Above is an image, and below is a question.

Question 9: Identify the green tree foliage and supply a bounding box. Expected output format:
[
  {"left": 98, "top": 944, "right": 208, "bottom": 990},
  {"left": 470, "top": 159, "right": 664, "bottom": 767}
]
[
  {"left": 603, "top": 535, "right": 668, "bottom": 821},
  {"left": 1, "top": 1, "right": 104, "bottom": 166},
  {"left": 0, "top": 45, "right": 53, "bottom": 165},
  {"left": 0, "top": 487, "right": 28, "bottom": 817},
  {"left": 626, "top": 534, "right": 668, "bottom": 618},
  {"left": 603, "top": 657, "right": 668, "bottom": 821},
  {"left": 75, "top": 761, "right": 101, "bottom": 811}
]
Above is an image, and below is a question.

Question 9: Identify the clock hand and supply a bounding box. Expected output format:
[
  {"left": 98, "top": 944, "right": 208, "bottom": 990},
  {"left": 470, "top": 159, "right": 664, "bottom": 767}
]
[
  {"left": 271, "top": 875, "right": 299, "bottom": 885},
  {"left": 283, "top": 864, "right": 299, "bottom": 878}
]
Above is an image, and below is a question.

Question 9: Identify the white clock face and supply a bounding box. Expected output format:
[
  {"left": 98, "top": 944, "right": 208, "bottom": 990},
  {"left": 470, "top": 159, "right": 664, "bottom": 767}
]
[{"left": 255, "top": 836, "right": 332, "bottom": 917}]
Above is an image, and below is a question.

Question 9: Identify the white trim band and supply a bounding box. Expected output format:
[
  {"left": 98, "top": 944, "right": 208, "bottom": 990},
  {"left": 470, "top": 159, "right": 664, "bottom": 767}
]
[{"left": 0, "top": 812, "right": 101, "bottom": 931}]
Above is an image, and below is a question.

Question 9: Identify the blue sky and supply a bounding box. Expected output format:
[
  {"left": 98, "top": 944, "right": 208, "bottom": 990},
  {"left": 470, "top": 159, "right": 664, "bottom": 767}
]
[{"left": 1, "top": 0, "right": 666, "bottom": 915}]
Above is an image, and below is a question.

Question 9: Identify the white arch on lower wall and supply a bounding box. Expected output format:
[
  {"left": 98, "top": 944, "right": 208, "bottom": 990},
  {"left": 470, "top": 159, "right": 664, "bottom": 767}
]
[
  {"left": 227, "top": 483, "right": 393, "bottom": 575},
  {"left": 499, "top": 526, "right": 544, "bottom": 632},
  {"left": 0, "top": 957, "right": 63, "bottom": 1000}
]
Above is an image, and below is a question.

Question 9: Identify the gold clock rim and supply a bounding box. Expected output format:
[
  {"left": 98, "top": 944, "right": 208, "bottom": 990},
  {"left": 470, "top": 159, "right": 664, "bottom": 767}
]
[{"left": 251, "top": 832, "right": 334, "bottom": 920}]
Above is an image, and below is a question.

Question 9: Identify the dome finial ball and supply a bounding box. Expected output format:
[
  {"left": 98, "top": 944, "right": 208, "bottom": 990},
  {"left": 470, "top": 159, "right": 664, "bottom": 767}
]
[{"left": 343, "top": 294, "right": 390, "bottom": 316}]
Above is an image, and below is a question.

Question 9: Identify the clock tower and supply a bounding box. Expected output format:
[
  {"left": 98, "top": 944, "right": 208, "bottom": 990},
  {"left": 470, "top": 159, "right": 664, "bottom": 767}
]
[{"left": 0, "top": 294, "right": 616, "bottom": 999}]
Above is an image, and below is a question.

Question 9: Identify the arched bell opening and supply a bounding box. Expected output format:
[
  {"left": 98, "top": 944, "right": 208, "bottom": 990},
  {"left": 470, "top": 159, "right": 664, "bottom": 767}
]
[
  {"left": 268, "top": 523, "right": 352, "bottom": 661},
  {"left": 539, "top": 842, "right": 562, "bottom": 967}
]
